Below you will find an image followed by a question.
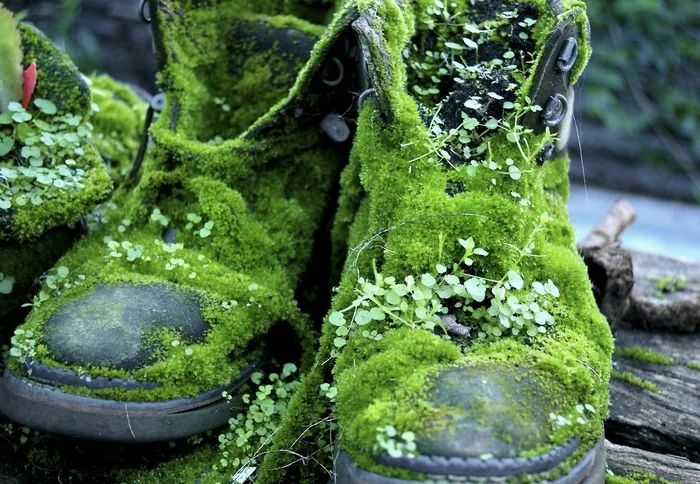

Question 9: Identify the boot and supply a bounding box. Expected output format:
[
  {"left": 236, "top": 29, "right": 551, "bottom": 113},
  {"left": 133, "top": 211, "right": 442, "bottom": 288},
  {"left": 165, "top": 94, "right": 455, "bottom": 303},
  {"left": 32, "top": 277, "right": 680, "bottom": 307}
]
[
  {"left": 0, "top": 0, "right": 360, "bottom": 449},
  {"left": 261, "top": 0, "right": 612, "bottom": 482}
]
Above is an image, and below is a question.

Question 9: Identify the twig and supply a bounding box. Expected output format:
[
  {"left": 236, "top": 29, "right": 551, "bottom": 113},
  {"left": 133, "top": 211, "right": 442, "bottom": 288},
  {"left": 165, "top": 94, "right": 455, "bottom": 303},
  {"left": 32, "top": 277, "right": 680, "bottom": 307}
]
[{"left": 579, "top": 199, "right": 637, "bottom": 250}]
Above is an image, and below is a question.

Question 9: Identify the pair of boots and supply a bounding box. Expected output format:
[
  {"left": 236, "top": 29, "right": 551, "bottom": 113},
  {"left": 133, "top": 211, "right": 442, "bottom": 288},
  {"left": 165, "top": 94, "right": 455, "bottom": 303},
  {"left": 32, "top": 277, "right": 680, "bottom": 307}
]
[{"left": 1, "top": 0, "right": 612, "bottom": 482}]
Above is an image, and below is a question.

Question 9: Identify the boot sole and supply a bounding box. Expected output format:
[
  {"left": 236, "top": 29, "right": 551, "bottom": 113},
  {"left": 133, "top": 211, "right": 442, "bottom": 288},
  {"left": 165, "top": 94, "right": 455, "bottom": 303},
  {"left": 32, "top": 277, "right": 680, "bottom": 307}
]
[
  {"left": 335, "top": 438, "right": 605, "bottom": 483},
  {"left": 0, "top": 365, "right": 255, "bottom": 443}
]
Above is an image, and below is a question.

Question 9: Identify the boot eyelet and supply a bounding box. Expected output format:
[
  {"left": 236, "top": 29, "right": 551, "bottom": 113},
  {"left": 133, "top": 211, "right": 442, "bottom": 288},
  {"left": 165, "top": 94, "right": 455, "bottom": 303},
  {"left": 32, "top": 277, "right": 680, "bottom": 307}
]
[
  {"left": 557, "top": 37, "right": 578, "bottom": 73},
  {"left": 543, "top": 93, "right": 568, "bottom": 128},
  {"left": 321, "top": 57, "right": 345, "bottom": 87},
  {"left": 139, "top": 0, "right": 151, "bottom": 24},
  {"left": 357, "top": 88, "right": 376, "bottom": 110},
  {"left": 537, "top": 142, "right": 555, "bottom": 164},
  {"left": 150, "top": 92, "right": 166, "bottom": 112}
]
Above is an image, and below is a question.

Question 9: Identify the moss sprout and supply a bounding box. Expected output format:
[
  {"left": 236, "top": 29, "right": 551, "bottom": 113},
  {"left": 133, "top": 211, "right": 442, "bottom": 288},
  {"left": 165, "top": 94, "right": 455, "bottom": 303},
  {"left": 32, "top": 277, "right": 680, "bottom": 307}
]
[
  {"left": 611, "top": 370, "right": 660, "bottom": 394},
  {"left": 615, "top": 347, "right": 675, "bottom": 366}
]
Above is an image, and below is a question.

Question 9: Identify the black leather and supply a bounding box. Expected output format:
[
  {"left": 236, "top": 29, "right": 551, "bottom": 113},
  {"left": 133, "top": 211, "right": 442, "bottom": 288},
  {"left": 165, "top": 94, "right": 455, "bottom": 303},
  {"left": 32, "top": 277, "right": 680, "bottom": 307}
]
[
  {"left": 416, "top": 365, "right": 562, "bottom": 459},
  {"left": 44, "top": 283, "right": 208, "bottom": 370}
]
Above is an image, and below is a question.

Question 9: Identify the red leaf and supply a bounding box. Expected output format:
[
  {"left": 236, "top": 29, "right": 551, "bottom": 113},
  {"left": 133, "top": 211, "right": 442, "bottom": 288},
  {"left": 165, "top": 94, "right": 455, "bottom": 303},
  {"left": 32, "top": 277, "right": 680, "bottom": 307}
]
[{"left": 21, "top": 62, "right": 37, "bottom": 109}]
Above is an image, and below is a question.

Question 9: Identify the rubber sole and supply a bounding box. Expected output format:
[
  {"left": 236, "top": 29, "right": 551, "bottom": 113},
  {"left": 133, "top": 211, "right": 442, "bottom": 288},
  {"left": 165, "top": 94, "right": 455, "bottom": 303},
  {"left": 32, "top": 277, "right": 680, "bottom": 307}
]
[
  {"left": 335, "top": 438, "right": 605, "bottom": 483},
  {"left": 0, "top": 365, "right": 255, "bottom": 443}
]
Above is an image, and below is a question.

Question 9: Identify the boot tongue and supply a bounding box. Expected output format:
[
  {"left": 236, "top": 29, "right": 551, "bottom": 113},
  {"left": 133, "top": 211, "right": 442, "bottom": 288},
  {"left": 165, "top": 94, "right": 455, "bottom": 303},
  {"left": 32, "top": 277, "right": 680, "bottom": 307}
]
[
  {"left": 440, "top": 72, "right": 515, "bottom": 132},
  {"left": 150, "top": 3, "right": 320, "bottom": 141}
]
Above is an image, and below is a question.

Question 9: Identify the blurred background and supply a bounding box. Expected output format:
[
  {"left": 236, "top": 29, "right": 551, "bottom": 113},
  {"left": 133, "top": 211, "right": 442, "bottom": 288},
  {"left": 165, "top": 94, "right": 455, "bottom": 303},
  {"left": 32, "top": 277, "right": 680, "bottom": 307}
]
[{"left": 4, "top": 0, "right": 700, "bottom": 259}]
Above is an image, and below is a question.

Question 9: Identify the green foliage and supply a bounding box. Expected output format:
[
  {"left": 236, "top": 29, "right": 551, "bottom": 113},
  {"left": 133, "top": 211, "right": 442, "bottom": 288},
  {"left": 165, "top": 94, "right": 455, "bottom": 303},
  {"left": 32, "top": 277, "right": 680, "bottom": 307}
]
[
  {"left": 548, "top": 403, "right": 597, "bottom": 428},
  {"left": 406, "top": 0, "right": 551, "bottom": 180},
  {"left": 186, "top": 213, "right": 215, "bottom": 238},
  {"left": 0, "top": 98, "right": 96, "bottom": 213},
  {"left": 330, "top": 218, "right": 560, "bottom": 352},
  {"left": 615, "top": 346, "right": 675, "bottom": 366},
  {"left": 375, "top": 426, "right": 416, "bottom": 458},
  {"left": 16, "top": 263, "right": 84, "bottom": 311},
  {"left": 651, "top": 274, "right": 686, "bottom": 297},
  {"left": 584, "top": 0, "right": 700, "bottom": 175},
  {"left": 216, "top": 364, "right": 300, "bottom": 480},
  {"left": 9, "top": 328, "right": 37, "bottom": 363},
  {"left": 606, "top": 470, "right": 671, "bottom": 484},
  {"left": 0, "top": 5, "right": 23, "bottom": 112},
  {"left": 87, "top": 75, "right": 147, "bottom": 183}
]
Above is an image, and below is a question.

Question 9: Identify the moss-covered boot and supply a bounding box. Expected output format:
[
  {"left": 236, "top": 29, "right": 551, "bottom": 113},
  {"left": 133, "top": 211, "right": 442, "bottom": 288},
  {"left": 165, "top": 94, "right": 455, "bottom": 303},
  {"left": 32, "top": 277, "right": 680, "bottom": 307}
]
[
  {"left": 257, "top": 0, "right": 613, "bottom": 482},
  {"left": 0, "top": 8, "right": 114, "bottom": 319},
  {"left": 87, "top": 74, "right": 149, "bottom": 185},
  {"left": 0, "top": 0, "right": 365, "bottom": 445}
]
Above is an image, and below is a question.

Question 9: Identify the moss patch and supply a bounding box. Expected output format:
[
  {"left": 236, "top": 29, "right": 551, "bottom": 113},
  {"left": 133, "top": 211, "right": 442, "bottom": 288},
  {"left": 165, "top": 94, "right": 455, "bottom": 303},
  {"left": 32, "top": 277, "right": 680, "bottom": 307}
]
[
  {"left": 615, "top": 346, "right": 675, "bottom": 366},
  {"left": 606, "top": 470, "right": 672, "bottom": 484},
  {"left": 19, "top": 23, "right": 91, "bottom": 115},
  {"left": 6, "top": 0, "right": 345, "bottom": 407},
  {"left": 87, "top": 74, "right": 147, "bottom": 184},
  {"left": 611, "top": 370, "right": 660, "bottom": 394},
  {"left": 1, "top": 24, "right": 112, "bottom": 242}
]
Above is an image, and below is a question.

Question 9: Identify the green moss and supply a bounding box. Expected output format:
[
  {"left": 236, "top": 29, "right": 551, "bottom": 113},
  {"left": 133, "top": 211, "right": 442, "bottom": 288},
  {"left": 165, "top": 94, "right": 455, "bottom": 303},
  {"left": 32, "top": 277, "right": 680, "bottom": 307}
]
[
  {"left": 687, "top": 362, "right": 700, "bottom": 371},
  {"left": 5, "top": 1, "right": 611, "bottom": 482},
  {"left": 152, "top": 6, "right": 322, "bottom": 143},
  {"left": 615, "top": 346, "right": 675, "bottom": 366},
  {"left": 611, "top": 370, "right": 660, "bottom": 394},
  {"left": 5, "top": 143, "right": 112, "bottom": 241},
  {"left": 8, "top": 142, "right": 341, "bottom": 401},
  {"left": 606, "top": 470, "right": 672, "bottom": 484},
  {"left": 19, "top": 24, "right": 91, "bottom": 116},
  {"left": 1, "top": 25, "right": 113, "bottom": 243},
  {"left": 87, "top": 74, "right": 147, "bottom": 184}
]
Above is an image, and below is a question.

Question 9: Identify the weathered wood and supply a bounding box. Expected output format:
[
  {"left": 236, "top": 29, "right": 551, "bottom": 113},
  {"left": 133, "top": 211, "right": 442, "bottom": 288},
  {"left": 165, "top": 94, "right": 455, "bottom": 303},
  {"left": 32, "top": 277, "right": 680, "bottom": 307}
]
[
  {"left": 580, "top": 242, "right": 635, "bottom": 327},
  {"left": 614, "top": 327, "right": 700, "bottom": 365},
  {"left": 606, "top": 440, "right": 700, "bottom": 483},
  {"left": 578, "top": 200, "right": 636, "bottom": 326},
  {"left": 579, "top": 200, "right": 637, "bottom": 250},
  {"left": 624, "top": 251, "right": 700, "bottom": 332},
  {"left": 608, "top": 327, "right": 700, "bottom": 462}
]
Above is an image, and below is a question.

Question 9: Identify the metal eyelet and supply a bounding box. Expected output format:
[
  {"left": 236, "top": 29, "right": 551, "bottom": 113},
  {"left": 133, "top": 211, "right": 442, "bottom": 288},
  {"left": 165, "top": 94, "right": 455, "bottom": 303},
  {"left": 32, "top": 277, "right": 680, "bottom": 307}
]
[
  {"left": 556, "top": 37, "right": 578, "bottom": 73},
  {"left": 321, "top": 57, "right": 345, "bottom": 87},
  {"left": 357, "top": 88, "right": 376, "bottom": 110},
  {"left": 542, "top": 93, "right": 568, "bottom": 128},
  {"left": 537, "top": 142, "right": 555, "bottom": 164},
  {"left": 139, "top": 0, "right": 151, "bottom": 24},
  {"left": 150, "top": 92, "right": 166, "bottom": 112}
]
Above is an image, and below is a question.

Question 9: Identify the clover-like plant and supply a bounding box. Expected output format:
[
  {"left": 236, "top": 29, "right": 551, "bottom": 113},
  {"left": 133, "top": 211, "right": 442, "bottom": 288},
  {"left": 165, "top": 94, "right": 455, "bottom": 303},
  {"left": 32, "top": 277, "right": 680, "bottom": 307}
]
[
  {"left": 0, "top": 99, "right": 96, "bottom": 211},
  {"left": 329, "top": 215, "right": 560, "bottom": 355}
]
